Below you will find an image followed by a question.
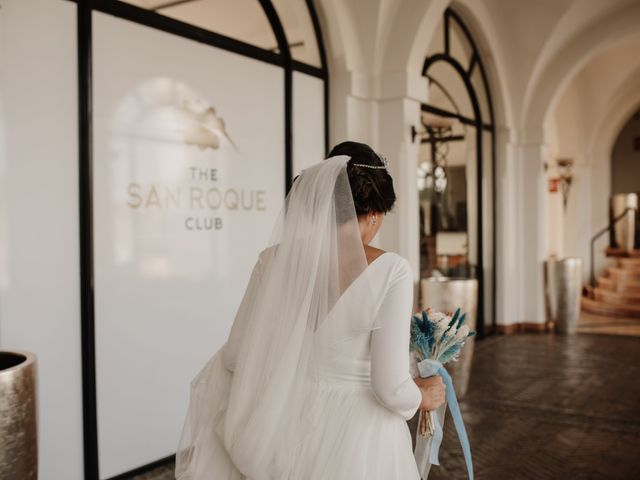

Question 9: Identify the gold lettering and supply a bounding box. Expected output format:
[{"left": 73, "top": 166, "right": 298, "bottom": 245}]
[
  {"left": 240, "top": 190, "right": 254, "bottom": 210},
  {"left": 146, "top": 186, "right": 161, "bottom": 208},
  {"left": 206, "top": 188, "right": 222, "bottom": 209},
  {"left": 190, "top": 187, "right": 204, "bottom": 209},
  {"left": 127, "top": 182, "right": 142, "bottom": 208},
  {"left": 127, "top": 183, "right": 267, "bottom": 212},
  {"left": 224, "top": 189, "right": 238, "bottom": 210},
  {"left": 166, "top": 186, "right": 181, "bottom": 208},
  {"left": 256, "top": 190, "right": 266, "bottom": 211}
]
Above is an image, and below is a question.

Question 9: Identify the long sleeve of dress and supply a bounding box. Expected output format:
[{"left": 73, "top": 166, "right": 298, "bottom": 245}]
[{"left": 370, "top": 258, "right": 422, "bottom": 420}]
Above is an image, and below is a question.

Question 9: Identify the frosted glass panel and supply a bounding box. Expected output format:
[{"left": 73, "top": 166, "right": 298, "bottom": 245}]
[
  {"left": 293, "top": 72, "right": 324, "bottom": 175},
  {"left": 93, "top": 11, "right": 284, "bottom": 478}
]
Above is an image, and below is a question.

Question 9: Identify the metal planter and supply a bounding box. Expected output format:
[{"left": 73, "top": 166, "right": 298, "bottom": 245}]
[
  {"left": 0, "top": 350, "right": 37, "bottom": 480},
  {"left": 545, "top": 258, "right": 582, "bottom": 334},
  {"left": 419, "top": 277, "right": 478, "bottom": 399}
]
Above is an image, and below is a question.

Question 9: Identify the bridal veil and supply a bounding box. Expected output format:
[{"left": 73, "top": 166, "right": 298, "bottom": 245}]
[{"left": 175, "top": 155, "right": 379, "bottom": 479}]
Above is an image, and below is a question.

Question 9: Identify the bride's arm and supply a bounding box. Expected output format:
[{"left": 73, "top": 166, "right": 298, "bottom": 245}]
[{"left": 370, "top": 258, "right": 423, "bottom": 420}]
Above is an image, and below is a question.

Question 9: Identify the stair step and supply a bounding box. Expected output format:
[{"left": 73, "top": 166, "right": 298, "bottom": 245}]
[
  {"left": 619, "top": 257, "right": 640, "bottom": 269},
  {"left": 581, "top": 296, "right": 640, "bottom": 318},
  {"left": 597, "top": 277, "right": 640, "bottom": 295},
  {"left": 606, "top": 248, "right": 640, "bottom": 258},
  {"left": 608, "top": 267, "right": 640, "bottom": 281},
  {"left": 593, "top": 288, "right": 640, "bottom": 305}
]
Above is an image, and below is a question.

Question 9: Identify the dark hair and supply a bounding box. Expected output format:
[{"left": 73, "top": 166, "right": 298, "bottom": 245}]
[{"left": 327, "top": 141, "right": 396, "bottom": 216}]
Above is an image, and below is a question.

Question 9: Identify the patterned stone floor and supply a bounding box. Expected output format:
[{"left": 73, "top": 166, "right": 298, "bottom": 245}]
[
  {"left": 428, "top": 332, "right": 640, "bottom": 480},
  {"left": 135, "top": 330, "right": 640, "bottom": 479},
  {"left": 131, "top": 464, "right": 174, "bottom": 480}
]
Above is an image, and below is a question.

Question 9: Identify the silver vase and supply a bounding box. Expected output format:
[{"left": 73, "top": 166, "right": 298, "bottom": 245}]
[
  {"left": 0, "top": 350, "right": 37, "bottom": 480},
  {"left": 420, "top": 277, "right": 479, "bottom": 399}
]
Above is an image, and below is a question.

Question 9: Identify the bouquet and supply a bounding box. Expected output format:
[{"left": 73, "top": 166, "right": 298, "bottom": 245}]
[{"left": 410, "top": 308, "right": 475, "bottom": 479}]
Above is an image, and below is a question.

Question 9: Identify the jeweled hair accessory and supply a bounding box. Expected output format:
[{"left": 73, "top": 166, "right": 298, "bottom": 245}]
[{"left": 350, "top": 154, "right": 388, "bottom": 170}]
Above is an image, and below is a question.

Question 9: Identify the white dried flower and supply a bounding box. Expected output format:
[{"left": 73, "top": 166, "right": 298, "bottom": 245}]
[
  {"left": 429, "top": 311, "right": 449, "bottom": 323},
  {"left": 456, "top": 325, "right": 470, "bottom": 341}
]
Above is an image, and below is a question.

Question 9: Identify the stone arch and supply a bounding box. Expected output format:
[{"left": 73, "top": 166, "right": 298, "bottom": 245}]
[
  {"left": 315, "top": 0, "right": 366, "bottom": 75},
  {"left": 523, "top": 1, "right": 640, "bottom": 136},
  {"left": 446, "top": 0, "right": 512, "bottom": 129},
  {"left": 379, "top": 0, "right": 448, "bottom": 91},
  {"left": 377, "top": 0, "right": 512, "bottom": 129}
]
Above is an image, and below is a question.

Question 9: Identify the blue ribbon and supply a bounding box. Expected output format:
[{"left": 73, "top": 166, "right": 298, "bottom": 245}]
[{"left": 417, "top": 359, "right": 474, "bottom": 480}]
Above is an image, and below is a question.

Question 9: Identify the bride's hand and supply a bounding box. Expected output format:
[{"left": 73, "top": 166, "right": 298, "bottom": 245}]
[{"left": 415, "top": 375, "right": 445, "bottom": 411}]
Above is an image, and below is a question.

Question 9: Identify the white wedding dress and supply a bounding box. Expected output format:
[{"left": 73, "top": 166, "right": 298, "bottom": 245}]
[{"left": 175, "top": 156, "right": 422, "bottom": 480}]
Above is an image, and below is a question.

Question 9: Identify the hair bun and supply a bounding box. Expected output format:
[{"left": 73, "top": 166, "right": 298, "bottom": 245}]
[{"left": 328, "top": 141, "right": 397, "bottom": 216}]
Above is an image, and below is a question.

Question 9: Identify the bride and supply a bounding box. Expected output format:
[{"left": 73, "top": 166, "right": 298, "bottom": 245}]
[{"left": 175, "top": 141, "right": 446, "bottom": 479}]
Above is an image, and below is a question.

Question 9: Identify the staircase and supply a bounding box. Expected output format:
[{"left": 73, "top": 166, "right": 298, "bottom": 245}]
[{"left": 582, "top": 250, "right": 640, "bottom": 317}]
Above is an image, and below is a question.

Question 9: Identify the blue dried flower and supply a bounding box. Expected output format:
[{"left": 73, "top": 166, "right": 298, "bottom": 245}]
[
  {"left": 443, "top": 308, "right": 461, "bottom": 337},
  {"left": 410, "top": 310, "right": 436, "bottom": 358},
  {"left": 457, "top": 312, "right": 467, "bottom": 328},
  {"left": 410, "top": 307, "right": 475, "bottom": 364},
  {"left": 439, "top": 343, "right": 462, "bottom": 364}
]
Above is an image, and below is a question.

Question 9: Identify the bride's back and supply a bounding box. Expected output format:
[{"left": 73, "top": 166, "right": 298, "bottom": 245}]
[
  {"left": 315, "top": 251, "right": 413, "bottom": 382},
  {"left": 290, "top": 250, "right": 421, "bottom": 480}
]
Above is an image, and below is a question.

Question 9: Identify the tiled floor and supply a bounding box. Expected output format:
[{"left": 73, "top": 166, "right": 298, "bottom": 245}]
[
  {"left": 428, "top": 332, "right": 640, "bottom": 480},
  {"left": 136, "top": 329, "right": 640, "bottom": 479},
  {"left": 131, "top": 464, "right": 174, "bottom": 480}
]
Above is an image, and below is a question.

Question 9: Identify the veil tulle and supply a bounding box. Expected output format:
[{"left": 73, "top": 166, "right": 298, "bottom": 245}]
[{"left": 175, "top": 155, "right": 378, "bottom": 479}]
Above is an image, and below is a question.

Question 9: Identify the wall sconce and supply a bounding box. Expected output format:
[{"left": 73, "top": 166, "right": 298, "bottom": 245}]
[{"left": 556, "top": 158, "right": 574, "bottom": 210}]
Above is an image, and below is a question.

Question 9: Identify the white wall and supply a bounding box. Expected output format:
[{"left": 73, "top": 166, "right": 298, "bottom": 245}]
[{"left": 0, "top": 1, "right": 84, "bottom": 479}]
